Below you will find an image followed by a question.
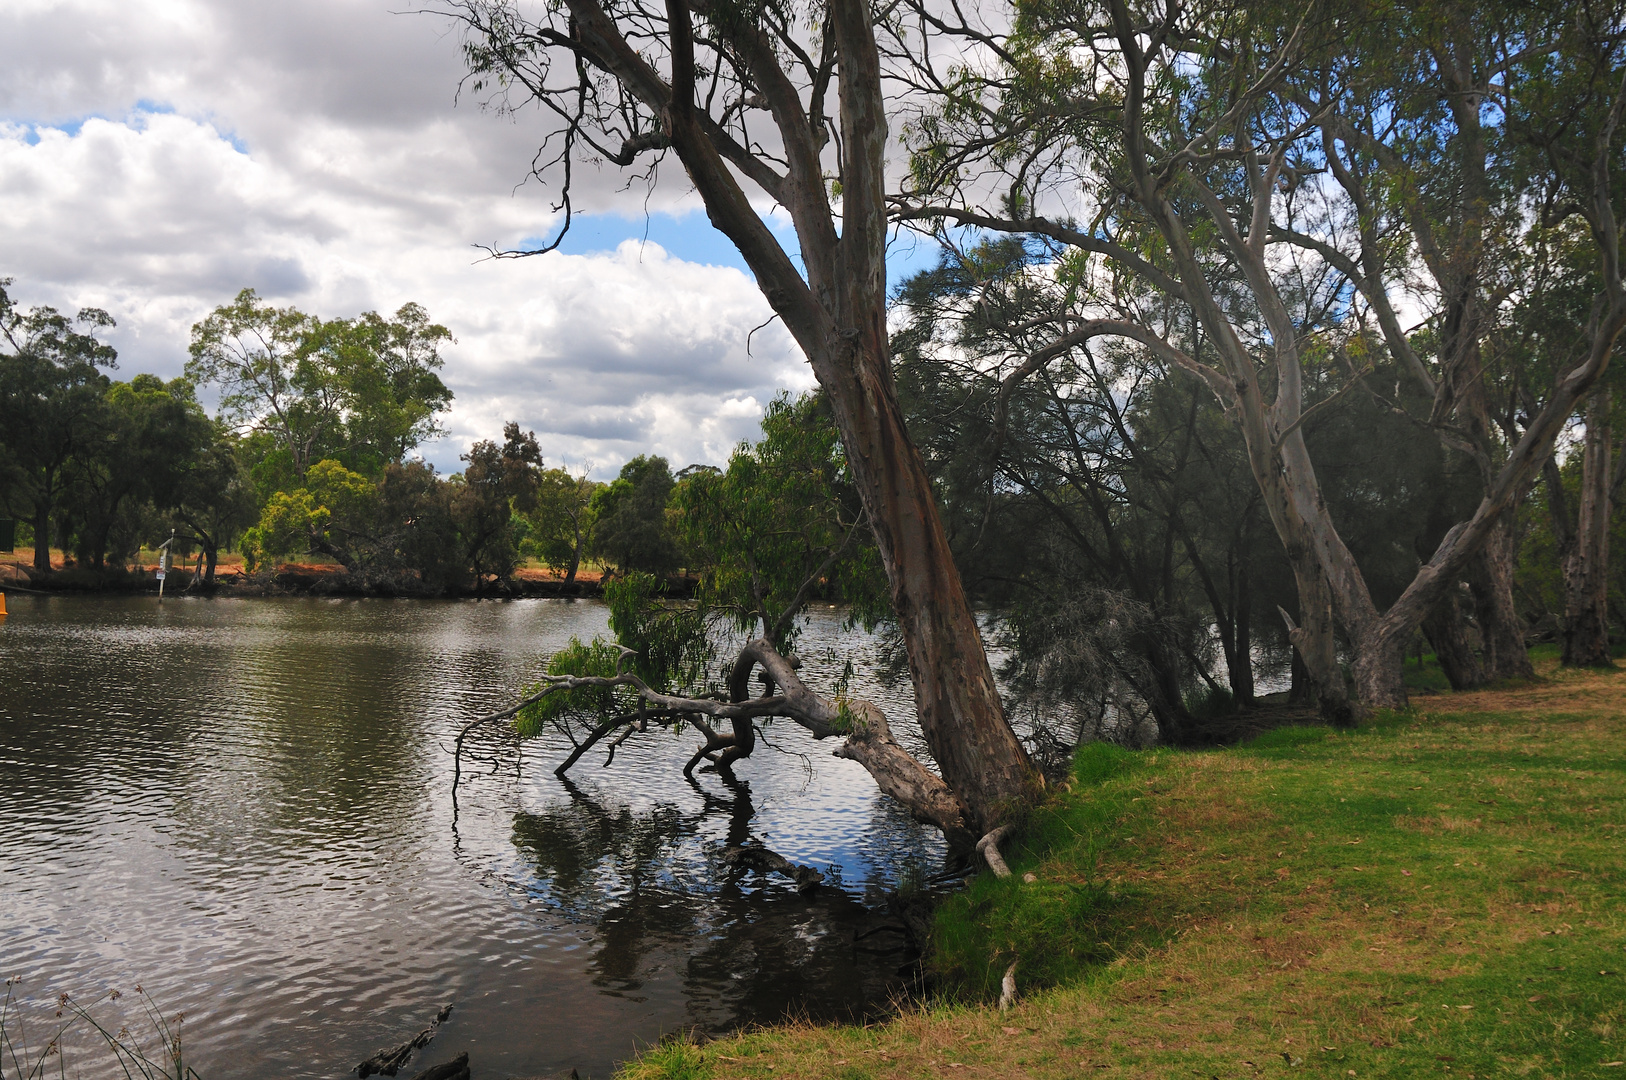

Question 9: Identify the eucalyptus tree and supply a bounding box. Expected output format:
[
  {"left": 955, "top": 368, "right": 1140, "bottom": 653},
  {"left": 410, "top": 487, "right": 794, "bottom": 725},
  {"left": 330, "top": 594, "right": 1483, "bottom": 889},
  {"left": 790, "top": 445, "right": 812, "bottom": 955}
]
[
  {"left": 0, "top": 280, "right": 117, "bottom": 572},
  {"left": 522, "top": 466, "right": 600, "bottom": 585},
  {"left": 590, "top": 455, "right": 681, "bottom": 575},
  {"left": 1514, "top": 226, "right": 1626, "bottom": 667},
  {"left": 453, "top": 422, "right": 545, "bottom": 591},
  {"left": 187, "top": 290, "right": 454, "bottom": 487},
  {"left": 68, "top": 375, "right": 215, "bottom": 571},
  {"left": 890, "top": 0, "right": 1626, "bottom": 714},
  {"left": 167, "top": 423, "right": 258, "bottom": 584},
  {"left": 445, "top": 0, "right": 1038, "bottom": 834}
]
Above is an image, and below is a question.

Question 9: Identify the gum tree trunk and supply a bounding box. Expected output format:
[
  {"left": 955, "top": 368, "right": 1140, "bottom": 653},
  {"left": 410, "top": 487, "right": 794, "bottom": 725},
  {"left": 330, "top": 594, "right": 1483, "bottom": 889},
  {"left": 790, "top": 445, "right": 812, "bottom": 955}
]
[
  {"left": 1564, "top": 388, "right": 1614, "bottom": 666},
  {"left": 1468, "top": 517, "right": 1534, "bottom": 680},
  {"left": 1421, "top": 585, "right": 1485, "bottom": 690},
  {"left": 559, "top": 0, "right": 1040, "bottom": 832}
]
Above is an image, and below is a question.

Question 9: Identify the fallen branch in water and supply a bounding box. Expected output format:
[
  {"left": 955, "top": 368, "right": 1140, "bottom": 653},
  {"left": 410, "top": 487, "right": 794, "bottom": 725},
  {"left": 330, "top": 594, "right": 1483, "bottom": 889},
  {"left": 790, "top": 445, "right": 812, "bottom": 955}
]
[
  {"left": 452, "top": 637, "right": 977, "bottom": 848},
  {"left": 356, "top": 1004, "right": 453, "bottom": 1078},
  {"left": 721, "top": 842, "right": 823, "bottom": 895}
]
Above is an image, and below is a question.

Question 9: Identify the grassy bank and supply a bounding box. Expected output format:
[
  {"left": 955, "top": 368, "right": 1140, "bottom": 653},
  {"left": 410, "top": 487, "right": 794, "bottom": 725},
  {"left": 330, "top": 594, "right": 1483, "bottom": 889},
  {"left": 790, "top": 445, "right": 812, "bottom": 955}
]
[{"left": 625, "top": 651, "right": 1626, "bottom": 1079}]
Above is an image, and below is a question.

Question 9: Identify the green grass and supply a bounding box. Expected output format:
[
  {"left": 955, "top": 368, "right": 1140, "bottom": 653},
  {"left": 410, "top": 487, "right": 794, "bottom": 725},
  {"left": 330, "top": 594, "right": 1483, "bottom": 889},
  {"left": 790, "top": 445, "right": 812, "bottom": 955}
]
[{"left": 618, "top": 655, "right": 1626, "bottom": 1079}]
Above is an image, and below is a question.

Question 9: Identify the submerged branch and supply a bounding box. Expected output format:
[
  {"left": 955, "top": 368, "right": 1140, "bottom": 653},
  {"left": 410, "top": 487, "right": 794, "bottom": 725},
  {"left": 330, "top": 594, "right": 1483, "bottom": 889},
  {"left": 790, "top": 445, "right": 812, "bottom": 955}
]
[{"left": 451, "top": 636, "right": 975, "bottom": 848}]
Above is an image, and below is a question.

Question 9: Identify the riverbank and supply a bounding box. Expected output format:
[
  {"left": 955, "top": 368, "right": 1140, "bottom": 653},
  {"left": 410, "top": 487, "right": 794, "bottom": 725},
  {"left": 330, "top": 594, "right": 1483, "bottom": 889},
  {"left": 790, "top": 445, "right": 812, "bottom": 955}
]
[
  {"left": 623, "top": 647, "right": 1626, "bottom": 1079},
  {"left": 0, "top": 555, "right": 687, "bottom": 599}
]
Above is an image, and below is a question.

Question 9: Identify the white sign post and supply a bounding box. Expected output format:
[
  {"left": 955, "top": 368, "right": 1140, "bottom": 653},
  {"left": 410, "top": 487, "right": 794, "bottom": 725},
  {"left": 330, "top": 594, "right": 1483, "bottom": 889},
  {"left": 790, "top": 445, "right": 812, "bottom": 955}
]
[{"left": 157, "top": 531, "right": 175, "bottom": 602}]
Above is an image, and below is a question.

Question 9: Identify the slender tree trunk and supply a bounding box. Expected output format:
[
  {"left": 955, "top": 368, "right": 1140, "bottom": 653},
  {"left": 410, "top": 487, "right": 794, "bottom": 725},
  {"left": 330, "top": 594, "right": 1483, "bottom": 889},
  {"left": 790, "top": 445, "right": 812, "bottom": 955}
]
[
  {"left": 1279, "top": 544, "right": 1353, "bottom": 725},
  {"left": 55, "top": 511, "right": 74, "bottom": 567},
  {"left": 1288, "top": 646, "right": 1313, "bottom": 706},
  {"left": 1232, "top": 556, "right": 1254, "bottom": 704},
  {"left": 565, "top": 524, "right": 582, "bottom": 587},
  {"left": 32, "top": 502, "right": 51, "bottom": 572},
  {"left": 642, "top": 0, "right": 1039, "bottom": 832},
  {"left": 1142, "top": 632, "right": 1192, "bottom": 742},
  {"left": 1469, "top": 516, "right": 1534, "bottom": 679},
  {"left": 1564, "top": 388, "right": 1614, "bottom": 666},
  {"left": 1421, "top": 584, "right": 1485, "bottom": 690}
]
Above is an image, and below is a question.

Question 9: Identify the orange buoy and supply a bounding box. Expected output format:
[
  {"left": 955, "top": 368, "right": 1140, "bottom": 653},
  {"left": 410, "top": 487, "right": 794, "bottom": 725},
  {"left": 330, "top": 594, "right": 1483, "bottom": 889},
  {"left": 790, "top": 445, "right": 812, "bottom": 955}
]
[{"left": 0, "top": 591, "right": 7, "bottom": 617}]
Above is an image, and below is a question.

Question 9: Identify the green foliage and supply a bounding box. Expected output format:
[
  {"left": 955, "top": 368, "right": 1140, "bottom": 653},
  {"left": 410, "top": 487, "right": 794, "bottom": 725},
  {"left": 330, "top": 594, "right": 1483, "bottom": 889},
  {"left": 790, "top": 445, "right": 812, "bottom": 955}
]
[
  {"left": 451, "top": 422, "right": 542, "bottom": 586},
  {"left": 615, "top": 1037, "right": 709, "bottom": 1080},
  {"left": 674, "top": 392, "right": 889, "bottom": 650},
  {"left": 519, "top": 467, "right": 600, "bottom": 578},
  {"left": 590, "top": 455, "right": 681, "bottom": 575},
  {"left": 605, "top": 570, "right": 713, "bottom": 690},
  {"left": 243, "top": 458, "right": 378, "bottom": 568},
  {"left": 0, "top": 278, "right": 117, "bottom": 566},
  {"left": 515, "top": 636, "right": 638, "bottom": 737},
  {"left": 513, "top": 575, "right": 713, "bottom": 741},
  {"left": 518, "top": 397, "right": 887, "bottom": 751},
  {"left": 186, "top": 288, "right": 453, "bottom": 488},
  {"left": 247, "top": 488, "right": 325, "bottom": 561}
]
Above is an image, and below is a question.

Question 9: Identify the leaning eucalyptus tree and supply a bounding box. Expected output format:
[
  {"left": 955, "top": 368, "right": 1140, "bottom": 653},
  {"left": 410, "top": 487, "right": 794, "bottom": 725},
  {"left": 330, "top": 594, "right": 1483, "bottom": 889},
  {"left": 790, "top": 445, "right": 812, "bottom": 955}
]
[
  {"left": 889, "top": 0, "right": 1626, "bottom": 713},
  {"left": 443, "top": 0, "right": 1037, "bottom": 836}
]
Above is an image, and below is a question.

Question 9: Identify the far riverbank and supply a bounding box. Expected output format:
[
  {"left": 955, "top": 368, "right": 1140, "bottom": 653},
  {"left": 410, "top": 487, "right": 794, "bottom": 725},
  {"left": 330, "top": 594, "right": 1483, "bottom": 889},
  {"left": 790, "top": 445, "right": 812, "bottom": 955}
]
[{"left": 0, "top": 554, "right": 693, "bottom": 600}]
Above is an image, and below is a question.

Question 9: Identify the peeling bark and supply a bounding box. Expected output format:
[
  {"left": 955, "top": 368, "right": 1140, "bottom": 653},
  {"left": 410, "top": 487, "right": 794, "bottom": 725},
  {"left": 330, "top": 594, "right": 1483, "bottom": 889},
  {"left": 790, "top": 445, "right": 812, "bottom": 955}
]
[{"left": 648, "top": 0, "right": 1035, "bottom": 830}]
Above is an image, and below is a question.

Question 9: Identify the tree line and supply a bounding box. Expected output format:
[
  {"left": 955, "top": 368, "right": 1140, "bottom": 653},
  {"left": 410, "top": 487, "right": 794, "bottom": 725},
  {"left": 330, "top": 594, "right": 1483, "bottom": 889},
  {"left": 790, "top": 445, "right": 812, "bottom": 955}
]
[{"left": 0, "top": 282, "right": 706, "bottom": 594}]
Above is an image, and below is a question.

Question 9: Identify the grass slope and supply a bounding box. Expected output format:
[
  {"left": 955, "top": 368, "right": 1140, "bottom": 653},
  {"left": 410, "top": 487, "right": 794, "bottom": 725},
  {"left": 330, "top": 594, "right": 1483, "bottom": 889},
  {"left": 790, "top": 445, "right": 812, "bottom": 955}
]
[{"left": 623, "top": 653, "right": 1626, "bottom": 1080}]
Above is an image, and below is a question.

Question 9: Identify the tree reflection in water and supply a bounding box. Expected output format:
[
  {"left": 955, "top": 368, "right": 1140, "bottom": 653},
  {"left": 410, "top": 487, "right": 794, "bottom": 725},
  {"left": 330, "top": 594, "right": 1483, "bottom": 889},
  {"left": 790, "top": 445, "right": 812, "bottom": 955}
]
[{"left": 510, "top": 775, "right": 920, "bottom": 1032}]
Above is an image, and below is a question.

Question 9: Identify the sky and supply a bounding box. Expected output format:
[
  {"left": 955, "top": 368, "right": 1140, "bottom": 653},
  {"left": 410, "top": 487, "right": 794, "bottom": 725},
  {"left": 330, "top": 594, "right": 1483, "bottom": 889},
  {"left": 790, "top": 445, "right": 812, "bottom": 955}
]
[{"left": 0, "top": 0, "right": 941, "bottom": 477}]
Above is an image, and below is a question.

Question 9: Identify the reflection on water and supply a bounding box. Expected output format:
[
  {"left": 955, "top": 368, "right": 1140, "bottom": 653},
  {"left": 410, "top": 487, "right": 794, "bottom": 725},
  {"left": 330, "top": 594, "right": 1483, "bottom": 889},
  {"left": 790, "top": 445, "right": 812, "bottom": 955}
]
[
  {"left": 510, "top": 778, "right": 921, "bottom": 1033},
  {"left": 0, "top": 596, "right": 944, "bottom": 1079}
]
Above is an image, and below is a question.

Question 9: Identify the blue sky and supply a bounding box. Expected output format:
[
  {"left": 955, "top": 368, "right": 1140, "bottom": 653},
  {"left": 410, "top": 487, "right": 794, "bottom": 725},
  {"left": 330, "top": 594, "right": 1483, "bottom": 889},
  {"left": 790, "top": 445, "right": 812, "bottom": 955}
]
[{"left": 540, "top": 209, "right": 945, "bottom": 292}]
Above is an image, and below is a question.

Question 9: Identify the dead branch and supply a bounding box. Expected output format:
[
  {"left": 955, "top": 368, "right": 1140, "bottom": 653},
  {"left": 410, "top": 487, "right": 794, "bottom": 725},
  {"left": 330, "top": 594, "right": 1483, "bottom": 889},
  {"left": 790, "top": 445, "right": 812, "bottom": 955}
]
[
  {"left": 998, "top": 960, "right": 1019, "bottom": 1012},
  {"left": 356, "top": 1004, "right": 453, "bottom": 1078},
  {"left": 977, "top": 824, "right": 1013, "bottom": 878},
  {"left": 453, "top": 636, "right": 975, "bottom": 848}
]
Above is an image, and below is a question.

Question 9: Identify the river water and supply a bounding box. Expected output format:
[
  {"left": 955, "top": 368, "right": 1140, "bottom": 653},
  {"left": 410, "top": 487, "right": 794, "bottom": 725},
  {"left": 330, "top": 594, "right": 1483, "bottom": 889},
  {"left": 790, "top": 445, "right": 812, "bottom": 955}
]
[{"left": 0, "top": 595, "right": 945, "bottom": 1079}]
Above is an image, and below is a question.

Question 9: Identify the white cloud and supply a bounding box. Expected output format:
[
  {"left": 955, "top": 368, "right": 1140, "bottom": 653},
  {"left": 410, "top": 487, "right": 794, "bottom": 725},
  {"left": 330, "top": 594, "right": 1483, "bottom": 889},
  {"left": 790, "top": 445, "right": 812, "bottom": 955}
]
[{"left": 0, "top": 0, "right": 811, "bottom": 477}]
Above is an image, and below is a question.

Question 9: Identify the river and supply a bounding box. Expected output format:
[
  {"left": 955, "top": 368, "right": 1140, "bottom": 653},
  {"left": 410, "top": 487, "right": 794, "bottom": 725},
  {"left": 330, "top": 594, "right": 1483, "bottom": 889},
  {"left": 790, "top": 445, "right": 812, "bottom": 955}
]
[{"left": 0, "top": 594, "right": 946, "bottom": 1079}]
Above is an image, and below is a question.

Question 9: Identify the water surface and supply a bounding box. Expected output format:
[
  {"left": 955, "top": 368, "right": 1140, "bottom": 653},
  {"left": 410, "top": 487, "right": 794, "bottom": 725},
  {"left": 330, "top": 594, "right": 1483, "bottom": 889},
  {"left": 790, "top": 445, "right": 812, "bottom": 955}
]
[{"left": 0, "top": 595, "right": 943, "bottom": 1078}]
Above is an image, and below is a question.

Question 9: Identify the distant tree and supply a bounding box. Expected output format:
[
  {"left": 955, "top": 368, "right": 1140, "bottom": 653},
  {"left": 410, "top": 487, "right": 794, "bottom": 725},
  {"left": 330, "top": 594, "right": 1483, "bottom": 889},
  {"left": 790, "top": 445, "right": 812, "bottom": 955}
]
[
  {"left": 376, "top": 461, "right": 463, "bottom": 590},
  {"left": 246, "top": 458, "right": 381, "bottom": 572},
  {"left": 521, "top": 466, "right": 600, "bottom": 585},
  {"left": 187, "top": 290, "right": 454, "bottom": 488},
  {"left": 167, "top": 425, "right": 258, "bottom": 584},
  {"left": 590, "top": 455, "right": 680, "bottom": 576},
  {"left": 68, "top": 375, "right": 215, "bottom": 571},
  {"left": 311, "top": 303, "right": 455, "bottom": 471},
  {"left": 187, "top": 290, "right": 331, "bottom": 486},
  {"left": 0, "top": 279, "right": 117, "bottom": 572},
  {"left": 452, "top": 422, "right": 543, "bottom": 591}
]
